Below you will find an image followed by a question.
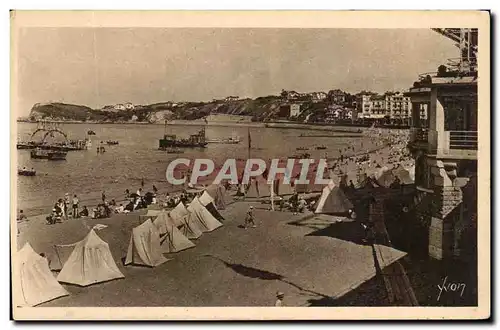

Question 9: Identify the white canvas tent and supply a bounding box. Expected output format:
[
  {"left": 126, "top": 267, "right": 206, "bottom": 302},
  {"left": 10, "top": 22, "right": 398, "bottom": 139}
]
[
  {"left": 14, "top": 243, "right": 69, "bottom": 307},
  {"left": 152, "top": 212, "right": 195, "bottom": 253},
  {"left": 245, "top": 177, "right": 272, "bottom": 198},
  {"left": 187, "top": 197, "right": 223, "bottom": 232},
  {"left": 169, "top": 202, "right": 203, "bottom": 239},
  {"left": 199, "top": 191, "right": 225, "bottom": 222},
  {"left": 169, "top": 202, "right": 190, "bottom": 227},
  {"left": 125, "top": 219, "right": 170, "bottom": 267},
  {"left": 315, "top": 180, "right": 354, "bottom": 215},
  {"left": 205, "top": 184, "right": 226, "bottom": 209},
  {"left": 57, "top": 230, "right": 124, "bottom": 286},
  {"left": 273, "top": 177, "right": 295, "bottom": 196}
]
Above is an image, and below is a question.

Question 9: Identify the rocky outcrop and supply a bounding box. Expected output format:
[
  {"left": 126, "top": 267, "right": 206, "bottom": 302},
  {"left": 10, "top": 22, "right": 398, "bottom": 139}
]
[{"left": 27, "top": 96, "right": 286, "bottom": 123}]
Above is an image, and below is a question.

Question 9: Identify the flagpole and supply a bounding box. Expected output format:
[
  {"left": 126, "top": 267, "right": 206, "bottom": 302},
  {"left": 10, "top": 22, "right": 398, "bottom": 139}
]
[{"left": 247, "top": 126, "right": 251, "bottom": 160}]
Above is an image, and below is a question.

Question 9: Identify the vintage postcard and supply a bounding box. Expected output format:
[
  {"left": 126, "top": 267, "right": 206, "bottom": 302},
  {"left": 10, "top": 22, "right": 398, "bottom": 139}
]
[{"left": 10, "top": 10, "right": 490, "bottom": 320}]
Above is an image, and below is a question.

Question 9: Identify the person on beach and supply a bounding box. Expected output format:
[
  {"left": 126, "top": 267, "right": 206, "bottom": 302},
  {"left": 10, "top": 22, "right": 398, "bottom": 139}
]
[
  {"left": 101, "top": 191, "right": 106, "bottom": 203},
  {"left": 137, "top": 188, "right": 143, "bottom": 197},
  {"left": 141, "top": 178, "right": 145, "bottom": 188},
  {"left": 125, "top": 189, "right": 130, "bottom": 199},
  {"left": 275, "top": 292, "right": 285, "bottom": 307},
  {"left": 64, "top": 193, "right": 70, "bottom": 219},
  {"left": 153, "top": 185, "right": 158, "bottom": 194},
  {"left": 17, "top": 210, "right": 27, "bottom": 222},
  {"left": 79, "top": 206, "right": 89, "bottom": 217},
  {"left": 57, "top": 199, "right": 65, "bottom": 220},
  {"left": 244, "top": 206, "right": 256, "bottom": 229},
  {"left": 72, "top": 195, "right": 79, "bottom": 218},
  {"left": 115, "top": 204, "right": 125, "bottom": 213}
]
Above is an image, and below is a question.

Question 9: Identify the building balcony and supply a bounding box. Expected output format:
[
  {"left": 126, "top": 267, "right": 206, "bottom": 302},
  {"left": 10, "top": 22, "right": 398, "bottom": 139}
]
[{"left": 409, "top": 128, "right": 477, "bottom": 160}]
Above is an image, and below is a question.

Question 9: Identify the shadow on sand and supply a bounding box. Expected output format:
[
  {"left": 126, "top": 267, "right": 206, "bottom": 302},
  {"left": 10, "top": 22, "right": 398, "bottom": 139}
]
[{"left": 203, "top": 254, "right": 332, "bottom": 304}]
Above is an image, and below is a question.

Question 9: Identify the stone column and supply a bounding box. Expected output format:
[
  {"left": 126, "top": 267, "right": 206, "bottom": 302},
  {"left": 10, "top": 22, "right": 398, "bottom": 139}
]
[
  {"left": 427, "top": 159, "right": 463, "bottom": 260},
  {"left": 428, "top": 88, "right": 446, "bottom": 154}
]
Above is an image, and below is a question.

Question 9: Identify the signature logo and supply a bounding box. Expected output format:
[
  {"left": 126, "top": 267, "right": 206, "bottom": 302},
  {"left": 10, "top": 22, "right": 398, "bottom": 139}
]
[{"left": 437, "top": 276, "right": 466, "bottom": 301}]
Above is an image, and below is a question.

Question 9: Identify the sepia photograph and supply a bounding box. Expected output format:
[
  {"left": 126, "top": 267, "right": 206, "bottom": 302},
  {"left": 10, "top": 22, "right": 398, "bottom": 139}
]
[{"left": 10, "top": 11, "right": 490, "bottom": 320}]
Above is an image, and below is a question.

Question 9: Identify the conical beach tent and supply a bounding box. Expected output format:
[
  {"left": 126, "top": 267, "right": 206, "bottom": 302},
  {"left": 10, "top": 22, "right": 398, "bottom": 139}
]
[
  {"left": 14, "top": 243, "right": 69, "bottom": 307},
  {"left": 376, "top": 167, "right": 398, "bottom": 187},
  {"left": 152, "top": 212, "right": 195, "bottom": 253},
  {"left": 187, "top": 197, "right": 223, "bottom": 232},
  {"left": 293, "top": 167, "right": 325, "bottom": 194},
  {"left": 405, "top": 165, "right": 416, "bottom": 181},
  {"left": 315, "top": 181, "right": 353, "bottom": 215},
  {"left": 169, "top": 202, "right": 190, "bottom": 227},
  {"left": 125, "top": 219, "right": 170, "bottom": 267},
  {"left": 205, "top": 184, "right": 226, "bottom": 210},
  {"left": 57, "top": 230, "right": 124, "bottom": 286},
  {"left": 199, "top": 191, "right": 225, "bottom": 221},
  {"left": 169, "top": 202, "right": 203, "bottom": 239},
  {"left": 273, "top": 177, "right": 295, "bottom": 196},
  {"left": 392, "top": 165, "right": 414, "bottom": 185},
  {"left": 245, "top": 177, "right": 272, "bottom": 198},
  {"left": 139, "top": 210, "right": 161, "bottom": 222}
]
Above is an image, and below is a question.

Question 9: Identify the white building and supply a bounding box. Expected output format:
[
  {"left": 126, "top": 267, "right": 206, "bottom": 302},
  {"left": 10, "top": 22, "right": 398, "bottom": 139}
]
[
  {"left": 290, "top": 104, "right": 301, "bottom": 117},
  {"left": 385, "top": 92, "right": 412, "bottom": 120},
  {"left": 124, "top": 102, "right": 135, "bottom": 110}
]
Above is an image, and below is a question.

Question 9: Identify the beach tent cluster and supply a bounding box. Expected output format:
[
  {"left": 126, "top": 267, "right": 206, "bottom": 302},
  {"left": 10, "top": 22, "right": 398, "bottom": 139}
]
[
  {"left": 244, "top": 175, "right": 322, "bottom": 199},
  {"left": 14, "top": 185, "right": 225, "bottom": 307}
]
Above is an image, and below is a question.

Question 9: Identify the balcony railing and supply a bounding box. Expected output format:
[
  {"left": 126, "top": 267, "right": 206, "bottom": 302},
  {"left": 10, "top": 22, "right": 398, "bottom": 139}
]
[{"left": 449, "top": 130, "right": 478, "bottom": 150}]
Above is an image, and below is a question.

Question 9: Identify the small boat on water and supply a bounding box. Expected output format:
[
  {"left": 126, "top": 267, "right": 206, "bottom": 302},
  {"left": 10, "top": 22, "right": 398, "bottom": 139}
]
[
  {"left": 87, "top": 130, "right": 96, "bottom": 135},
  {"left": 166, "top": 148, "right": 185, "bottom": 154},
  {"left": 206, "top": 134, "right": 241, "bottom": 144},
  {"left": 106, "top": 140, "right": 119, "bottom": 145},
  {"left": 30, "top": 149, "right": 67, "bottom": 160},
  {"left": 296, "top": 147, "right": 309, "bottom": 151},
  {"left": 316, "top": 146, "right": 327, "bottom": 150},
  {"left": 18, "top": 168, "right": 36, "bottom": 176}
]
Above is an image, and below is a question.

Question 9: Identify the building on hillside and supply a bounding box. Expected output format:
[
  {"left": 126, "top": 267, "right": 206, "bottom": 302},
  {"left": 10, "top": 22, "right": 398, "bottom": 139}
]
[
  {"left": 224, "top": 96, "right": 239, "bottom": 102},
  {"left": 405, "top": 69, "right": 478, "bottom": 261},
  {"left": 309, "top": 92, "right": 327, "bottom": 102},
  {"left": 114, "top": 104, "right": 126, "bottom": 111},
  {"left": 290, "top": 103, "right": 301, "bottom": 117},
  {"left": 278, "top": 103, "right": 301, "bottom": 119},
  {"left": 124, "top": 102, "right": 135, "bottom": 110},
  {"left": 328, "top": 89, "right": 347, "bottom": 104}
]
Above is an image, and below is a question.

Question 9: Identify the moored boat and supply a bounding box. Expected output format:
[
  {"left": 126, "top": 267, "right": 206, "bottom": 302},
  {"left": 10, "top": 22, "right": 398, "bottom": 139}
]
[
  {"left": 166, "top": 148, "right": 185, "bottom": 154},
  {"left": 18, "top": 169, "right": 36, "bottom": 176},
  {"left": 30, "top": 149, "right": 67, "bottom": 160},
  {"left": 159, "top": 123, "right": 207, "bottom": 149}
]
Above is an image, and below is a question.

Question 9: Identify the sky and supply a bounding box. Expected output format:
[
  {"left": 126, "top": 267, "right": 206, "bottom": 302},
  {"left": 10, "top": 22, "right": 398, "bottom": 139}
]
[{"left": 15, "top": 28, "right": 458, "bottom": 116}]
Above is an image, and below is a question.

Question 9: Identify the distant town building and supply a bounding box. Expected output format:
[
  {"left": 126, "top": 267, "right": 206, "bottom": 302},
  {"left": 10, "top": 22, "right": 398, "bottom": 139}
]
[
  {"left": 354, "top": 91, "right": 414, "bottom": 121},
  {"left": 114, "top": 104, "right": 126, "bottom": 111},
  {"left": 355, "top": 91, "right": 376, "bottom": 119},
  {"left": 328, "top": 89, "right": 347, "bottom": 104},
  {"left": 124, "top": 102, "right": 135, "bottom": 110},
  {"left": 224, "top": 96, "right": 240, "bottom": 102},
  {"left": 309, "top": 92, "right": 327, "bottom": 102},
  {"left": 384, "top": 92, "right": 412, "bottom": 121},
  {"left": 290, "top": 104, "right": 301, "bottom": 117}
]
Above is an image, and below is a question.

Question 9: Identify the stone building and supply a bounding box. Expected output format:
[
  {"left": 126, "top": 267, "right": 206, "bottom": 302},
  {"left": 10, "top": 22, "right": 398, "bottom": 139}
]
[{"left": 405, "top": 74, "right": 478, "bottom": 260}]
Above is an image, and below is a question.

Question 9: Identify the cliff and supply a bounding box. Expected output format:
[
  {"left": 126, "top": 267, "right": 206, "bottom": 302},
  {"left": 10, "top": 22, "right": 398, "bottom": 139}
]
[{"left": 27, "top": 96, "right": 284, "bottom": 123}]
